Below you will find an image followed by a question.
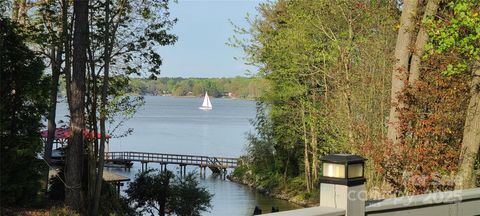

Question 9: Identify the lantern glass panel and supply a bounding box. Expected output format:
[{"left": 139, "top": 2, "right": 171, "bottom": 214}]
[
  {"left": 347, "top": 163, "right": 363, "bottom": 178},
  {"left": 323, "top": 163, "right": 345, "bottom": 178}
]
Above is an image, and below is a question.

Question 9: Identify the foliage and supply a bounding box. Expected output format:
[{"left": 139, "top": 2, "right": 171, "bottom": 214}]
[
  {"left": 426, "top": 0, "right": 480, "bottom": 75},
  {"left": 236, "top": 0, "right": 479, "bottom": 197},
  {"left": 169, "top": 173, "right": 213, "bottom": 216},
  {"left": 426, "top": 0, "right": 480, "bottom": 190},
  {"left": 39, "top": 206, "right": 80, "bottom": 216},
  {"left": 377, "top": 0, "right": 479, "bottom": 194},
  {"left": 0, "top": 17, "right": 49, "bottom": 207},
  {"left": 476, "top": 159, "right": 480, "bottom": 186},
  {"left": 87, "top": 1, "right": 177, "bottom": 212},
  {"left": 126, "top": 169, "right": 213, "bottom": 216},
  {"left": 5, "top": 0, "right": 176, "bottom": 213},
  {"left": 379, "top": 56, "right": 469, "bottom": 194},
  {"left": 232, "top": 0, "right": 397, "bottom": 197},
  {"left": 78, "top": 0, "right": 178, "bottom": 144},
  {"left": 25, "top": 0, "right": 177, "bottom": 212},
  {"left": 243, "top": 102, "right": 277, "bottom": 176},
  {"left": 126, "top": 169, "right": 174, "bottom": 215},
  {"left": 84, "top": 0, "right": 177, "bottom": 77},
  {"left": 98, "top": 180, "right": 135, "bottom": 216}
]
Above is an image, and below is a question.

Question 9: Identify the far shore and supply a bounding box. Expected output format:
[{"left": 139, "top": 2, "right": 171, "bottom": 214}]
[
  {"left": 130, "top": 94, "right": 257, "bottom": 101},
  {"left": 57, "top": 93, "right": 258, "bottom": 101}
]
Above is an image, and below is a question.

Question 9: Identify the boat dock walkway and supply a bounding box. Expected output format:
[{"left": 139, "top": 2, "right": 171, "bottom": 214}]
[{"left": 105, "top": 151, "right": 239, "bottom": 177}]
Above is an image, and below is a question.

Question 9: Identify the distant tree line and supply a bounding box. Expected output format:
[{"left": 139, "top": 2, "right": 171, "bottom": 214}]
[{"left": 126, "top": 77, "right": 265, "bottom": 98}]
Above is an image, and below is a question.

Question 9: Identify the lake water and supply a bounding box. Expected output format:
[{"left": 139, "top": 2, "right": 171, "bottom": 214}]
[{"left": 56, "top": 96, "right": 301, "bottom": 215}]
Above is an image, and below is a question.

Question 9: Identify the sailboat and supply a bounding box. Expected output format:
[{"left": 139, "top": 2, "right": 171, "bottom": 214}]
[{"left": 199, "top": 92, "right": 213, "bottom": 110}]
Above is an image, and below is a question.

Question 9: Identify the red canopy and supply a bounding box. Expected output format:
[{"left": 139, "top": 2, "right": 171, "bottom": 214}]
[{"left": 41, "top": 128, "right": 111, "bottom": 140}]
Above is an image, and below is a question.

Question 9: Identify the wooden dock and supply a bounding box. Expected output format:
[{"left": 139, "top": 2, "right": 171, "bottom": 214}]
[{"left": 105, "top": 151, "right": 239, "bottom": 177}]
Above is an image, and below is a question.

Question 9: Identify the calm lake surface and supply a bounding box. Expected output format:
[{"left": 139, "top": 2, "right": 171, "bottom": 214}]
[{"left": 56, "top": 96, "right": 301, "bottom": 215}]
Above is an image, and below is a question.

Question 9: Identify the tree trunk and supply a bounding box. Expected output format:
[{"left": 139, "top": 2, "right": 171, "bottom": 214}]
[
  {"left": 85, "top": 6, "right": 97, "bottom": 214},
  {"left": 44, "top": 45, "right": 62, "bottom": 191},
  {"left": 301, "top": 102, "right": 311, "bottom": 193},
  {"left": 65, "top": 0, "right": 88, "bottom": 213},
  {"left": 283, "top": 155, "right": 290, "bottom": 182},
  {"left": 86, "top": 28, "right": 99, "bottom": 215},
  {"left": 10, "top": 0, "right": 19, "bottom": 22},
  {"left": 310, "top": 121, "right": 318, "bottom": 183},
  {"left": 387, "top": 0, "right": 419, "bottom": 145},
  {"left": 344, "top": 14, "right": 354, "bottom": 146},
  {"left": 408, "top": 0, "right": 440, "bottom": 85},
  {"left": 456, "top": 61, "right": 480, "bottom": 189},
  {"left": 18, "top": 0, "right": 27, "bottom": 25},
  {"left": 92, "top": 0, "right": 111, "bottom": 214},
  {"left": 62, "top": 0, "right": 72, "bottom": 107},
  {"left": 159, "top": 202, "right": 166, "bottom": 216}
]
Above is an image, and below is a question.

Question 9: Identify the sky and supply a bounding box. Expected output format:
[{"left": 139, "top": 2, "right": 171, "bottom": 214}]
[{"left": 156, "top": 0, "right": 262, "bottom": 78}]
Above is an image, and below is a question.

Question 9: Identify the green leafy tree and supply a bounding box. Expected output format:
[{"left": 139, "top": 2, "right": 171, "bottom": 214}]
[
  {"left": 0, "top": 17, "right": 49, "bottom": 206},
  {"left": 231, "top": 0, "right": 398, "bottom": 197},
  {"left": 245, "top": 102, "right": 276, "bottom": 174},
  {"left": 191, "top": 81, "right": 204, "bottom": 96},
  {"left": 170, "top": 173, "right": 213, "bottom": 216},
  {"left": 126, "top": 169, "right": 212, "bottom": 216},
  {"left": 173, "top": 80, "right": 192, "bottom": 96},
  {"left": 126, "top": 169, "right": 174, "bottom": 216}
]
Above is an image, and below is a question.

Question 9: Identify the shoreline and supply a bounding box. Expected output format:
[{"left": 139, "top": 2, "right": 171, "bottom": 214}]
[{"left": 227, "top": 175, "right": 319, "bottom": 208}]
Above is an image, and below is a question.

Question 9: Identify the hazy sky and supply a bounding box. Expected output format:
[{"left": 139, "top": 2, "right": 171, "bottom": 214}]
[{"left": 157, "top": 0, "right": 262, "bottom": 78}]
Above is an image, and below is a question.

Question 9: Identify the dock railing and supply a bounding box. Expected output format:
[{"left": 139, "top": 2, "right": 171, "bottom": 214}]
[{"left": 105, "top": 151, "right": 238, "bottom": 169}]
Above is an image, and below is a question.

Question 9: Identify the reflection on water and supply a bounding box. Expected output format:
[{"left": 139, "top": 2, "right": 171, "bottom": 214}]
[{"left": 56, "top": 96, "right": 302, "bottom": 215}]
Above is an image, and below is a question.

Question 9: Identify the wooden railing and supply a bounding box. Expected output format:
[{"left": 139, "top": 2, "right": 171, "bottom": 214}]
[{"left": 105, "top": 151, "right": 238, "bottom": 168}]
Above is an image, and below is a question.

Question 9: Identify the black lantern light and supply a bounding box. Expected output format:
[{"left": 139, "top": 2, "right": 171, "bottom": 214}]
[{"left": 319, "top": 154, "right": 366, "bottom": 186}]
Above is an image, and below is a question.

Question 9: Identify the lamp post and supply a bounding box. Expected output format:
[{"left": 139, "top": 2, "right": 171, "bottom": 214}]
[{"left": 319, "top": 154, "right": 367, "bottom": 216}]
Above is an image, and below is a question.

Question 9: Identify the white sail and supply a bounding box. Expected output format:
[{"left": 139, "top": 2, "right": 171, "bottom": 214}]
[
  {"left": 199, "top": 92, "right": 212, "bottom": 110},
  {"left": 206, "top": 94, "right": 212, "bottom": 107}
]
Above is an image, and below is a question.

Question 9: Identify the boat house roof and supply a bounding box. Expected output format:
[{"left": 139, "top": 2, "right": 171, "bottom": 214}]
[{"left": 41, "top": 128, "right": 111, "bottom": 140}]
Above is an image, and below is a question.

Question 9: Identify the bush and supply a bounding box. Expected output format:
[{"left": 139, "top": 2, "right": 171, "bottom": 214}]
[
  {"left": 41, "top": 206, "right": 80, "bottom": 216},
  {"left": 48, "top": 170, "right": 65, "bottom": 201},
  {"left": 170, "top": 174, "right": 213, "bottom": 216},
  {"left": 126, "top": 169, "right": 213, "bottom": 216},
  {"left": 99, "top": 181, "right": 135, "bottom": 216}
]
